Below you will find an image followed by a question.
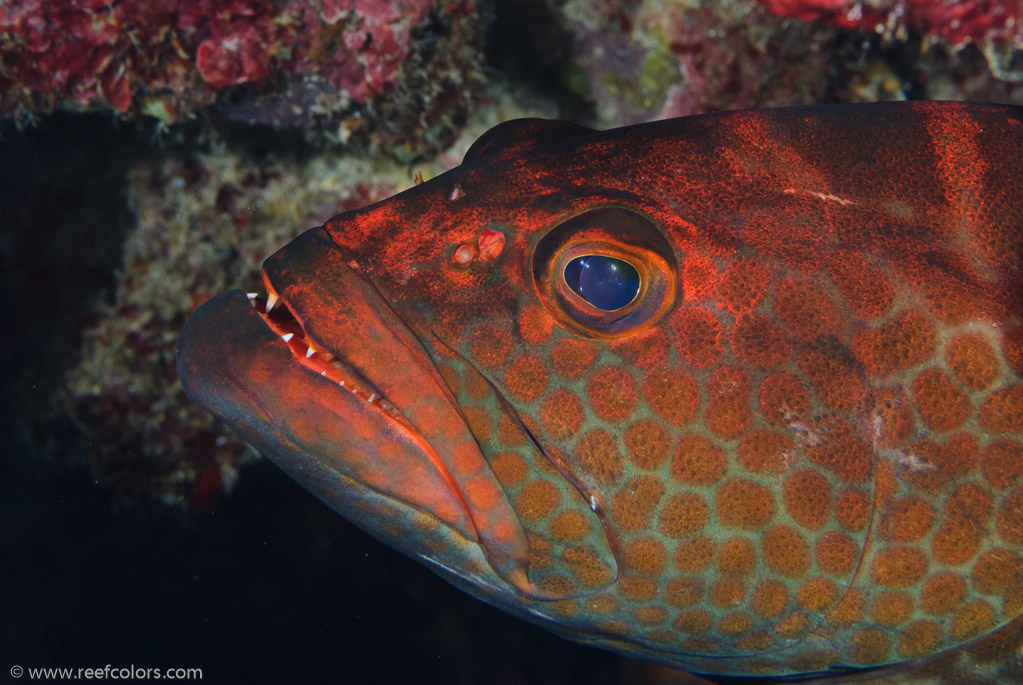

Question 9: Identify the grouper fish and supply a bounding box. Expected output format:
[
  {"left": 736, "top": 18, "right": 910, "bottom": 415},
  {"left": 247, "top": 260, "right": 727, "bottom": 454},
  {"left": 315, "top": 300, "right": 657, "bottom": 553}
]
[{"left": 177, "top": 102, "right": 1023, "bottom": 680}]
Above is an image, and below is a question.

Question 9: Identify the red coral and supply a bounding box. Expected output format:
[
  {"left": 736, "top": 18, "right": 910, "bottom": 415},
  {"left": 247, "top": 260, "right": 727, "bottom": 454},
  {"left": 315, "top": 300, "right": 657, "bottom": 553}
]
[
  {"left": 0, "top": 0, "right": 438, "bottom": 122},
  {"left": 755, "top": 0, "right": 1023, "bottom": 47},
  {"left": 196, "top": 32, "right": 271, "bottom": 89},
  {"left": 303, "top": 0, "right": 434, "bottom": 100}
]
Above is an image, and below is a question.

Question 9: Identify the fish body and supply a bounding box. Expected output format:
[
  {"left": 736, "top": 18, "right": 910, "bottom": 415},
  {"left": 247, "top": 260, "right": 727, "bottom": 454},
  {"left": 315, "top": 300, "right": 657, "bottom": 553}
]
[{"left": 177, "top": 102, "right": 1023, "bottom": 679}]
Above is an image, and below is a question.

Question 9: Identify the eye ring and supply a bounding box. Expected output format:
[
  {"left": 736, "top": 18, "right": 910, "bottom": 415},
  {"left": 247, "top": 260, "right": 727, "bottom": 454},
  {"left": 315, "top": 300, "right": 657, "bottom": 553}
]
[{"left": 533, "top": 207, "right": 676, "bottom": 338}]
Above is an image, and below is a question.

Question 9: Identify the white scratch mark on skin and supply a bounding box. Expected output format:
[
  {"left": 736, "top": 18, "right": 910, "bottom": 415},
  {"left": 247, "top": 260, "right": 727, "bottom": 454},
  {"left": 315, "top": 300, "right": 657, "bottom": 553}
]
[
  {"left": 784, "top": 405, "right": 821, "bottom": 447},
  {"left": 897, "top": 452, "right": 936, "bottom": 472},
  {"left": 783, "top": 187, "right": 856, "bottom": 206}
]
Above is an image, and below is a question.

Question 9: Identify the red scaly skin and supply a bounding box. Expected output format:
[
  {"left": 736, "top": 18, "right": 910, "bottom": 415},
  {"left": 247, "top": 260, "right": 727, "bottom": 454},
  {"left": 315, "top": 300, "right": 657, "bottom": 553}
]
[{"left": 178, "top": 102, "right": 1023, "bottom": 680}]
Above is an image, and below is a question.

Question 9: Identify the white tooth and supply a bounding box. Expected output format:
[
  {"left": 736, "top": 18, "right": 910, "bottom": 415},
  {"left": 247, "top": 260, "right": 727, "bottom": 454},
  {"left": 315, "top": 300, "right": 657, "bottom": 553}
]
[
  {"left": 281, "top": 333, "right": 294, "bottom": 343},
  {"left": 246, "top": 292, "right": 258, "bottom": 303},
  {"left": 265, "top": 292, "right": 278, "bottom": 313},
  {"left": 305, "top": 346, "right": 315, "bottom": 358},
  {"left": 368, "top": 393, "right": 377, "bottom": 403},
  {"left": 339, "top": 380, "right": 345, "bottom": 387},
  {"left": 320, "top": 371, "right": 326, "bottom": 376}
]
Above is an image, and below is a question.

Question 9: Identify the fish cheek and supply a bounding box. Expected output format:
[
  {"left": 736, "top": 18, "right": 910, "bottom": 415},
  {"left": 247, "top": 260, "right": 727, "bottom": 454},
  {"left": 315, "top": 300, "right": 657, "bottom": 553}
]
[{"left": 435, "top": 349, "right": 621, "bottom": 601}]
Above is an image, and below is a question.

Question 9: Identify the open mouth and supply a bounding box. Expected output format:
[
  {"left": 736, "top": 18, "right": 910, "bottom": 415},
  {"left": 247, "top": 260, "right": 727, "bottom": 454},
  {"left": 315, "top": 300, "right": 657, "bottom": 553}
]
[
  {"left": 177, "top": 225, "right": 538, "bottom": 598},
  {"left": 245, "top": 268, "right": 478, "bottom": 522},
  {"left": 247, "top": 285, "right": 405, "bottom": 422}
]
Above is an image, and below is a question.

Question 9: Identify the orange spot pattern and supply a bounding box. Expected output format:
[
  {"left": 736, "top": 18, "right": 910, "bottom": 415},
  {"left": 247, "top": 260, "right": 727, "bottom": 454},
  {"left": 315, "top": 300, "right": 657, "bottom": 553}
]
[
  {"left": 945, "top": 332, "right": 1001, "bottom": 391},
  {"left": 815, "top": 532, "right": 858, "bottom": 576},
  {"left": 774, "top": 277, "right": 839, "bottom": 340},
  {"left": 463, "top": 305, "right": 1017, "bottom": 673},
  {"left": 539, "top": 389, "right": 583, "bottom": 441},
  {"left": 551, "top": 338, "right": 599, "bottom": 377},
  {"left": 587, "top": 367, "right": 638, "bottom": 422},
  {"left": 852, "top": 310, "right": 936, "bottom": 377},
  {"left": 783, "top": 471, "right": 832, "bottom": 529},
  {"left": 502, "top": 353, "right": 548, "bottom": 402},
  {"left": 442, "top": 144, "right": 1022, "bottom": 677},
  {"left": 611, "top": 476, "right": 665, "bottom": 533},
  {"left": 671, "top": 434, "right": 726, "bottom": 486},
  {"left": 671, "top": 307, "right": 723, "bottom": 368},
  {"left": 716, "top": 479, "right": 775, "bottom": 529},
  {"left": 718, "top": 538, "right": 756, "bottom": 577},
  {"left": 682, "top": 253, "right": 719, "bottom": 302},
  {"left": 658, "top": 492, "right": 709, "bottom": 538},
  {"left": 980, "top": 385, "right": 1023, "bottom": 434},
  {"left": 762, "top": 525, "right": 810, "bottom": 578},
  {"left": 644, "top": 367, "right": 699, "bottom": 425},
  {"left": 911, "top": 368, "right": 972, "bottom": 432},
  {"left": 827, "top": 253, "right": 895, "bottom": 320},
  {"left": 921, "top": 572, "right": 967, "bottom": 616},
  {"left": 758, "top": 372, "right": 809, "bottom": 425},
  {"left": 705, "top": 366, "right": 751, "bottom": 439},
  {"left": 799, "top": 348, "right": 865, "bottom": 412},
  {"left": 983, "top": 439, "right": 1023, "bottom": 489},
  {"left": 624, "top": 419, "right": 671, "bottom": 470},
  {"left": 738, "top": 428, "right": 792, "bottom": 475},
  {"left": 880, "top": 496, "right": 936, "bottom": 542},
  {"left": 719, "top": 259, "right": 771, "bottom": 315},
  {"left": 731, "top": 314, "right": 790, "bottom": 368}
]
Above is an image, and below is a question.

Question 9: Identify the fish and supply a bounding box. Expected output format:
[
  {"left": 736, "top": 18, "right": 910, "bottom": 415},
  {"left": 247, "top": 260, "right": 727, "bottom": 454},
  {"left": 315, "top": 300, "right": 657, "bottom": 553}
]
[{"left": 177, "top": 101, "right": 1023, "bottom": 680}]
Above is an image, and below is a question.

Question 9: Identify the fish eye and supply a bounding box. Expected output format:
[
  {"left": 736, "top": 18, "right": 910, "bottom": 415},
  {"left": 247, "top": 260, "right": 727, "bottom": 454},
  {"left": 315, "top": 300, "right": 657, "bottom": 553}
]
[
  {"left": 533, "top": 207, "right": 676, "bottom": 338},
  {"left": 563, "top": 255, "right": 640, "bottom": 311}
]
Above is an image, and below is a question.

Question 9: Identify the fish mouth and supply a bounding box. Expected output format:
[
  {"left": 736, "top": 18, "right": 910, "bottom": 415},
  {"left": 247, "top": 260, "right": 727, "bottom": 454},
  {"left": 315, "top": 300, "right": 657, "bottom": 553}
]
[
  {"left": 251, "top": 290, "right": 406, "bottom": 426},
  {"left": 247, "top": 286, "right": 460, "bottom": 502},
  {"left": 177, "top": 226, "right": 541, "bottom": 597}
]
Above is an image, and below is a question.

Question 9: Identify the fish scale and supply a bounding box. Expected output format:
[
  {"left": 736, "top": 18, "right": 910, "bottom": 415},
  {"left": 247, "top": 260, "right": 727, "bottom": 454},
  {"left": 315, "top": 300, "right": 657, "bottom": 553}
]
[
  {"left": 178, "top": 101, "right": 1023, "bottom": 680},
  {"left": 433, "top": 341, "right": 620, "bottom": 600},
  {"left": 449, "top": 255, "right": 883, "bottom": 666}
]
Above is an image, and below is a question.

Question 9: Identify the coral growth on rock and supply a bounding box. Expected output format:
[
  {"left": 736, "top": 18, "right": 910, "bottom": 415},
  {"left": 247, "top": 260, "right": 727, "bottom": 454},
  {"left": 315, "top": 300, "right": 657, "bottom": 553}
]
[
  {"left": 543, "top": 0, "right": 1023, "bottom": 127},
  {"left": 63, "top": 89, "right": 556, "bottom": 511},
  {"left": 551, "top": 0, "right": 833, "bottom": 127},
  {"left": 756, "top": 0, "right": 1023, "bottom": 48},
  {"left": 0, "top": 0, "right": 485, "bottom": 155},
  {"left": 751, "top": 0, "right": 1023, "bottom": 102},
  {"left": 66, "top": 148, "right": 400, "bottom": 511}
]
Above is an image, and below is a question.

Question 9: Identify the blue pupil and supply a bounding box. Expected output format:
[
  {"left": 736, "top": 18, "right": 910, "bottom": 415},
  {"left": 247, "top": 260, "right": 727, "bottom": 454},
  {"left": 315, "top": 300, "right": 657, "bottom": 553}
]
[{"left": 563, "top": 255, "right": 640, "bottom": 311}]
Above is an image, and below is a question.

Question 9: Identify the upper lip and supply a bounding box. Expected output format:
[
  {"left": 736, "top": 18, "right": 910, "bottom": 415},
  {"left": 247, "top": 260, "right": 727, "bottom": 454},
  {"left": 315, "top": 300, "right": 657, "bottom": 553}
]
[
  {"left": 254, "top": 245, "right": 489, "bottom": 536},
  {"left": 249, "top": 285, "right": 405, "bottom": 421},
  {"left": 253, "top": 229, "right": 544, "bottom": 595}
]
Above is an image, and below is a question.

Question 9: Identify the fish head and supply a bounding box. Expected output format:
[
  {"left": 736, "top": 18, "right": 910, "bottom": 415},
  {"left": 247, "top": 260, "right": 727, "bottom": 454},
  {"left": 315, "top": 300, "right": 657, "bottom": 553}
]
[
  {"left": 176, "top": 118, "right": 688, "bottom": 608},
  {"left": 178, "top": 104, "right": 1023, "bottom": 677}
]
